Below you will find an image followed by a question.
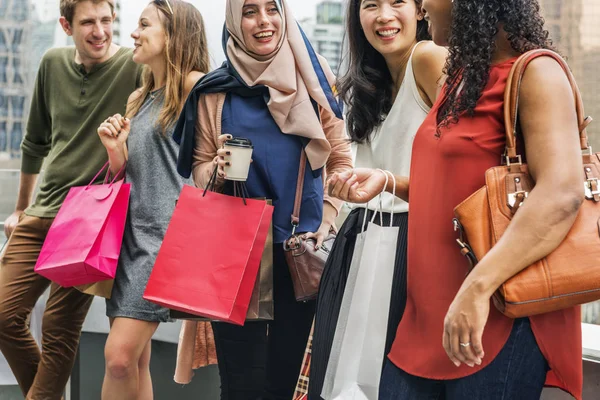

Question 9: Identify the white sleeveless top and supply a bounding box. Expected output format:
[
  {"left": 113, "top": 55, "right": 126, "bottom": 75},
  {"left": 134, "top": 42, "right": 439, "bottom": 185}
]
[{"left": 348, "top": 42, "right": 431, "bottom": 214}]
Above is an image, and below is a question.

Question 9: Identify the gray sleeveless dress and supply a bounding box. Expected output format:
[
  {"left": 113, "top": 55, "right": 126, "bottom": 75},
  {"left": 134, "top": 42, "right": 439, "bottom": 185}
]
[{"left": 106, "top": 89, "right": 192, "bottom": 322}]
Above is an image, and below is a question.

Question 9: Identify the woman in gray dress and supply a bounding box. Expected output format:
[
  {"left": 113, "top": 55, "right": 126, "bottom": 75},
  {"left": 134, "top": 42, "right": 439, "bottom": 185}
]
[{"left": 95, "top": 1, "right": 208, "bottom": 398}]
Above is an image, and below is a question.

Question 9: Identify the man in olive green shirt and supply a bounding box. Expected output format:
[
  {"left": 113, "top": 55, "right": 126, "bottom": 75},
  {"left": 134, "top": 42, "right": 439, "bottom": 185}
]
[{"left": 0, "top": 1, "right": 141, "bottom": 398}]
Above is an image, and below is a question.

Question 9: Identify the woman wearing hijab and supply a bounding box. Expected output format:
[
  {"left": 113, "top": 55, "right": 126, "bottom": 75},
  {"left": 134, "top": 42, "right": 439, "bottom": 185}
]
[{"left": 173, "top": 0, "right": 352, "bottom": 398}]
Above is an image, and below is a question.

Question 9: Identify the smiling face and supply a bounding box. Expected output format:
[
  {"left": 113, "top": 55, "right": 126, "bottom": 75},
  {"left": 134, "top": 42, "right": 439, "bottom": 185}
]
[
  {"left": 240, "top": 0, "right": 283, "bottom": 56},
  {"left": 359, "top": 0, "right": 423, "bottom": 58},
  {"left": 421, "top": 0, "right": 453, "bottom": 46},
  {"left": 130, "top": 4, "right": 167, "bottom": 66},
  {"left": 60, "top": 0, "right": 115, "bottom": 65}
]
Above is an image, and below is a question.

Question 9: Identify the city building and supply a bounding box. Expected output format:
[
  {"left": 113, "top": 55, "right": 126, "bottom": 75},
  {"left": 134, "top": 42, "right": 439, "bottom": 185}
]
[
  {"left": 540, "top": 0, "right": 600, "bottom": 150},
  {"left": 302, "top": 1, "right": 345, "bottom": 74},
  {"left": 0, "top": 0, "right": 32, "bottom": 161},
  {"left": 317, "top": 1, "right": 344, "bottom": 24}
]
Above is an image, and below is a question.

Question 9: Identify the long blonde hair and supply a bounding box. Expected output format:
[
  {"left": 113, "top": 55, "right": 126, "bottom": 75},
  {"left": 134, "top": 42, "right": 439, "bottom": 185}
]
[{"left": 127, "top": 0, "right": 210, "bottom": 134}]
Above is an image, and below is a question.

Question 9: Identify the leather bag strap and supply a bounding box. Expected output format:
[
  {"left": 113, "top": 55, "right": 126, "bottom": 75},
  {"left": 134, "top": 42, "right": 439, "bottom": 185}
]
[
  {"left": 503, "top": 49, "right": 590, "bottom": 159},
  {"left": 291, "top": 150, "right": 307, "bottom": 227}
]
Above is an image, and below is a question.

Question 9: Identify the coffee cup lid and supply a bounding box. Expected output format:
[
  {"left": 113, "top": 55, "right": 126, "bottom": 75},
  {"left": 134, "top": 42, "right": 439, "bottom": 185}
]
[{"left": 224, "top": 137, "right": 253, "bottom": 149}]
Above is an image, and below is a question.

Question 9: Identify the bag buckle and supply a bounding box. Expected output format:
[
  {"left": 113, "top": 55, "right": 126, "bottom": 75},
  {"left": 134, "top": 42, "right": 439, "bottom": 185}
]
[
  {"left": 584, "top": 178, "right": 600, "bottom": 199},
  {"left": 507, "top": 191, "right": 528, "bottom": 208},
  {"left": 505, "top": 155, "right": 522, "bottom": 167},
  {"left": 453, "top": 218, "right": 467, "bottom": 248}
]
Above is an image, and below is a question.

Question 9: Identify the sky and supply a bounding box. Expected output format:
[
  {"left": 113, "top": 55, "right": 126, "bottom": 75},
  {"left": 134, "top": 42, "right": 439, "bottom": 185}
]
[{"left": 120, "top": 0, "right": 323, "bottom": 67}]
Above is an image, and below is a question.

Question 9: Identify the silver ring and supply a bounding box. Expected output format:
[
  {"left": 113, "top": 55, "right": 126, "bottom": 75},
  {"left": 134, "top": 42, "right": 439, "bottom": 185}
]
[{"left": 459, "top": 342, "right": 471, "bottom": 347}]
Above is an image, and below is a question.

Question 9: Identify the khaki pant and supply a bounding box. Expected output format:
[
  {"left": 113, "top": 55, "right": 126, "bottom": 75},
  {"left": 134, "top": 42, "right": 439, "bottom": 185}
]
[{"left": 0, "top": 215, "right": 93, "bottom": 400}]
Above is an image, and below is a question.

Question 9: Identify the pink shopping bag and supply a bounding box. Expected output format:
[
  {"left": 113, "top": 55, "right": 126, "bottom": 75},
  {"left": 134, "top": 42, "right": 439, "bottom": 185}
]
[{"left": 35, "top": 162, "right": 130, "bottom": 287}]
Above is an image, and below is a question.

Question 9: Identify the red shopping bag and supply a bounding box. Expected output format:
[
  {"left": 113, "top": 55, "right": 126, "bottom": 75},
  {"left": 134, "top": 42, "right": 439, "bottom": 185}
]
[
  {"left": 143, "top": 184, "right": 274, "bottom": 326},
  {"left": 34, "top": 162, "right": 130, "bottom": 287}
]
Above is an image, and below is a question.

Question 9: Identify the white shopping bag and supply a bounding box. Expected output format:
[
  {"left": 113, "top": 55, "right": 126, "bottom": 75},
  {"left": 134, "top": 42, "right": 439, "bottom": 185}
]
[
  {"left": 321, "top": 213, "right": 368, "bottom": 398},
  {"left": 322, "top": 171, "right": 399, "bottom": 400}
]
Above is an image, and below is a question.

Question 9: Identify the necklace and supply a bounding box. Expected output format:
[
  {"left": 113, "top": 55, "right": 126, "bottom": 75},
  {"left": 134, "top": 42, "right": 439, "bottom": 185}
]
[{"left": 149, "top": 86, "right": 165, "bottom": 100}]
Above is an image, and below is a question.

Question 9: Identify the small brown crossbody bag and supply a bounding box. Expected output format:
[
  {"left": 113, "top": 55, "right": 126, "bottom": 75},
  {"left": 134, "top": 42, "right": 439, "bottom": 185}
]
[
  {"left": 453, "top": 49, "right": 600, "bottom": 318},
  {"left": 283, "top": 151, "right": 335, "bottom": 302}
]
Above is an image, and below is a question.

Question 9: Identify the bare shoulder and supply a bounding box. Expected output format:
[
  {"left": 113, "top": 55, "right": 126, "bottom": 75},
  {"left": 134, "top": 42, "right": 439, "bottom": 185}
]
[
  {"left": 184, "top": 71, "right": 206, "bottom": 95},
  {"left": 127, "top": 88, "right": 144, "bottom": 104},
  {"left": 520, "top": 55, "right": 572, "bottom": 97},
  {"left": 412, "top": 41, "right": 447, "bottom": 74}
]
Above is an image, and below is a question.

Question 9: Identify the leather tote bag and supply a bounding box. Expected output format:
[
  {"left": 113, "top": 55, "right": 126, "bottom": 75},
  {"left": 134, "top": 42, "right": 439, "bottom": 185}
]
[{"left": 453, "top": 49, "right": 600, "bottom": 318}]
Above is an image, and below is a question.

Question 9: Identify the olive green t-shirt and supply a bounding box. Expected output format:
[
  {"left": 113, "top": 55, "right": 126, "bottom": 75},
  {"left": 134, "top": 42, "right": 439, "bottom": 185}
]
[{"left": 21, "top": 46, "right": 143, "bottom": 217}]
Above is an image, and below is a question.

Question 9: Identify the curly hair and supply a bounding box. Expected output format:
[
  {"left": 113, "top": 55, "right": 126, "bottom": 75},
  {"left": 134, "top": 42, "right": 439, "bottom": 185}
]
[
  {"left": 437, "top": 0, "right": 556, "bottom": 128},
  {"left": 337, "top": 0, "right": 430, "bottom": 143}
]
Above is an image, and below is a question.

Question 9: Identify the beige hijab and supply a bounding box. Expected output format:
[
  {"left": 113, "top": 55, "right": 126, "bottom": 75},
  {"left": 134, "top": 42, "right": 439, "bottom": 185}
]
[{"left": 225, "top": 0, "right": 339, "bottom": 170}]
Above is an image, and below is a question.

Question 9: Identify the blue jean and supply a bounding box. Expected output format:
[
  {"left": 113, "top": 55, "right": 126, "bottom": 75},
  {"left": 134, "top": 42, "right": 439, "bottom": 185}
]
[{"left": 379, "top": 318, "right": 549, "bottom": 400}]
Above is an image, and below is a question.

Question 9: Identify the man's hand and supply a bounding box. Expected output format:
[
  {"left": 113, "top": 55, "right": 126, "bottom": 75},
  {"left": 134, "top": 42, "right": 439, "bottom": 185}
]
[{"left": 4, "top": 210, "right": 24, "bottom": 238}]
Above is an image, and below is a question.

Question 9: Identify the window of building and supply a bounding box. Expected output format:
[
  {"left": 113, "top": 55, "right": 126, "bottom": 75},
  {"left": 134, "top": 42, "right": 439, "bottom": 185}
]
[
  {"left": 12, "top": 57, "right": 23, "bottom": 84},
  {"left": 0, "top": 94, "right": 6, "bottom": 117},
  {"left": 10, "top": 122, "right": 22, "bottom": 153},
  {"left": 12, "top": 0, "right": 29, "bottom": 22},
  {"left": 0, "top": 121, "right": 6, "bottom": 153},
  {"left": 542, "top": 0, "right": 562, "bottom": 19},
  {"left": 0, "top": 0, "right": 8, "bottom": 17},
  {"left": 11, "top": 96, "right": 24, "bottom": 119},
  {"left": 12, "top": 28, "right": 23, "bottom": 52},
  {"left": 547, "top": 24, "right": 561, "bottom": 44},
  {"left": 0, "top": 30, "right": 6, "bottom": 53},
  {"left": 0, "top": 57, "right": 7, "bottom": 83}
]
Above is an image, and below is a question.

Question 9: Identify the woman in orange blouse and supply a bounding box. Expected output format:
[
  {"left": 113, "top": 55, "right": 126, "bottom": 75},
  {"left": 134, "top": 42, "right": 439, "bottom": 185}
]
[{"left": 329, "top": 0, "right": 584, "bottom": 398}]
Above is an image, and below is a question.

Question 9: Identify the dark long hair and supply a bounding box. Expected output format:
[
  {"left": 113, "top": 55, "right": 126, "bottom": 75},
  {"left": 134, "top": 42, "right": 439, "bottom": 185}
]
[
  {"left": 337, "top": 0, "right": 430, "bottom": 143},
  {"left": 437, "top": 0, "right": 555, "bottom": 128}
]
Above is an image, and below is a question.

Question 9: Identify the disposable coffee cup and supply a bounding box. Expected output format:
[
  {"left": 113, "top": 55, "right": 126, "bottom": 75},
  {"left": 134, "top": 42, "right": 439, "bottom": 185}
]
[{"left": 223, "top": 137, "right": 253, "bottom": 181}]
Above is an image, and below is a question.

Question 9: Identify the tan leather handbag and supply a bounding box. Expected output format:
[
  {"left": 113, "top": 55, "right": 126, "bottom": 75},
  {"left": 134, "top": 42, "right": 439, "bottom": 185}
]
[
  {"left": 284, "top": 151, "right": 336, "bottom": 302},
  {"left": 453, "top": 49, "right": 600, "bottom": 318}
]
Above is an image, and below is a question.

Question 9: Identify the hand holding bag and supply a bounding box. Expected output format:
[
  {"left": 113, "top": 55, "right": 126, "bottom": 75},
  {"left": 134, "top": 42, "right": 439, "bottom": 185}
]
[
  {"left": 34, "top": 162, "right": 130, "bottom": 288},
  {"left": 453, "top": 49, "right": 600, "bottom": 318},
  {"left": 284, "top": 151, "right": 336, "bottom": 302}
]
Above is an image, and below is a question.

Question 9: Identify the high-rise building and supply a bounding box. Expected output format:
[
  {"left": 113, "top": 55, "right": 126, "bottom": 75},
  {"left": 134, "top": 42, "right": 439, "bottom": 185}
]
[
  {"left": 317, "top": 1, "right": 344, "bottom": 24},
  {"left": 302, "top": 1, "right": 345, "bottom": 74},
  {"left": 0, "top": 0, "right": 33, "bottom": 160},
  {"left": 579, "top": 0, "right": 600, "bottom": 151},
  {"left": 539, "top": 0, "right": 600, "bottom": 150}
]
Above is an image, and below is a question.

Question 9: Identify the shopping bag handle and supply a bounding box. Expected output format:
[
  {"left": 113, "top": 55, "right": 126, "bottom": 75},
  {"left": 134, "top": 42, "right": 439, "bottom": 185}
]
[
  {"left": 360, "top": 170, "right": 389, "bottom": 233},
  {"left": 203, "top": 164, "right": 250, "bottom": 205},
  {"left": 86, "top": 161, "right": 126, "bottom": 189}
]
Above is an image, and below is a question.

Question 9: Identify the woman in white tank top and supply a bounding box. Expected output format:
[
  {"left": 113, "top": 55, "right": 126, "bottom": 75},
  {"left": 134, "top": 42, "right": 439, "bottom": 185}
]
[{"left": 307, "top": 1, "right": 446, "bottom": 398}]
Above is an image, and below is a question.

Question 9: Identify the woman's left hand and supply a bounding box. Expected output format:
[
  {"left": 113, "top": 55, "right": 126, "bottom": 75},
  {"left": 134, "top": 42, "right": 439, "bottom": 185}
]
[
  {"left": 442, "top": 285, "right": 490, "bottom": 368},
  {"left": 302, "top": 222, "right": 335, "bottom": 250}
]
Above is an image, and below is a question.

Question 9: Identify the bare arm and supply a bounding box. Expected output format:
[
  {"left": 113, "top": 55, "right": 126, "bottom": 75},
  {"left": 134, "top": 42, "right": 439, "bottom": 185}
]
[
  {"left": 328, "top": 168, "right": 409, "bottom": 204},
  {"left": 443, "top": 56, "right": 583, "bottom": 367}
]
